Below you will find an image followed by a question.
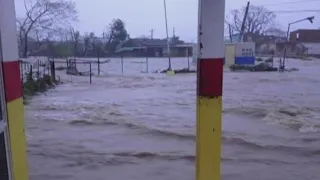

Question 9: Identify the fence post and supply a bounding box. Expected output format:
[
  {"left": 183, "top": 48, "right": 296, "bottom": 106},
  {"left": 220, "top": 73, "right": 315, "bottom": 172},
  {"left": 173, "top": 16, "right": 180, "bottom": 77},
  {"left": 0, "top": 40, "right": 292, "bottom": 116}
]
[
  {"left": 20, "top": 60, "right": 23, "bottom": 80},
  {"left": 37, "top": 59, "right": 40, "bottom": 73},
  {"left": 20, "top": 60, "right": 23, "bottom": 88},
  {"left": 47, "top": 61, "right": 50, "bottom": 75},
  {"left": 187, "top": 48, "right": 190, "bottom": 70},
  {"left": 42, "top": 61, "right": 45, "bottom": 76},
  {"left": 97, "top": 57, "right": 100, "bottom": 75},
  {"left": 50, "top": 60, "right": 56, "bottom": 82},
  {"left": 146, "top": 57, "right": 149, "bottom": 73},
  {"left": 89, "top": 62, "right": 92, "bottom": 84},
  {"left": 29, "top": 65, "right": 33, "bottom": 81},
  {"left": 121, "top": 56, "right": 124, "bottom": 74}
]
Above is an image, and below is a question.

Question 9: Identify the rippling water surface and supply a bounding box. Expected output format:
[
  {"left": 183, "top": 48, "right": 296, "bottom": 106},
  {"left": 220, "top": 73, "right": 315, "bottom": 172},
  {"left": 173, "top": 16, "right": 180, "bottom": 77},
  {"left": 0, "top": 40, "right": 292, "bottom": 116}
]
[{"left": 26, "top": 57, "right": 320, "bottom": 180}]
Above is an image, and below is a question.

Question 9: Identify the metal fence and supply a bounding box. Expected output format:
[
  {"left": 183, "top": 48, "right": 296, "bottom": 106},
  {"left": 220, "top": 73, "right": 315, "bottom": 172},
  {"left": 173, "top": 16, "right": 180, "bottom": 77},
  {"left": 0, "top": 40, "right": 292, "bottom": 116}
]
[
  {"left": 20, "top": 59, "right": 56, "bottom": 83},
  {"left": 118, "top": 56, "right": 194, "bottom": 74},
  {"left": 53, "top": 58, "right": 104, "bottom": 84},
  {"left": 46, "top": 56, "right": 196, "bottom": 84}
]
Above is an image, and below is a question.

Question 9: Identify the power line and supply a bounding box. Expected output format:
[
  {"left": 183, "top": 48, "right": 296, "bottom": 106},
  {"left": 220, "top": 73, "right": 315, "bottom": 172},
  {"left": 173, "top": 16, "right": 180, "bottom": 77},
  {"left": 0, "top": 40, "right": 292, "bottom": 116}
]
[
  {"left": 272, "top": 9, "right": 320, "bottom": 13},
  {"left": 261, "top": 0, "right": 320, "bottom": 6}
]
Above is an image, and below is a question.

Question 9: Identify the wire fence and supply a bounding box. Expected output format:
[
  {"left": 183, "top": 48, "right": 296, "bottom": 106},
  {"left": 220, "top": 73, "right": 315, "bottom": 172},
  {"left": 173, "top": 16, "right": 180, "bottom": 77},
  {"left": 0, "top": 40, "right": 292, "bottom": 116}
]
[
  {"left": 116, "top": 56, "right": 195, "bottom": 74},
  {"left": 20, "top": 59, "right": 56, "bottom": 83},
  {"left": 51, "top": 56, "right": 195, "bottom": 84},
  {"left": 53, "top": 58, "right": 107, "bottom": 84},
  {"left": 59, "top": 56, "right": 193, "bottom": 71},
  {"left": 20, "top": 56, "right": 195, "bottom": 84}
]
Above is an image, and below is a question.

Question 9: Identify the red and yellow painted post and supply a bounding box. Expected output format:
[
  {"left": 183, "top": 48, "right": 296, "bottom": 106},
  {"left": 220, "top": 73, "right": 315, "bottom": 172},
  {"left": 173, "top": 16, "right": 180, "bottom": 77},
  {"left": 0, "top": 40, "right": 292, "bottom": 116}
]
[
  {"left": 196, "top": 0, "right": 225, "bottom": 180},
  {"left": 0, "top": 0, "right": 29, "bottom": 179}
]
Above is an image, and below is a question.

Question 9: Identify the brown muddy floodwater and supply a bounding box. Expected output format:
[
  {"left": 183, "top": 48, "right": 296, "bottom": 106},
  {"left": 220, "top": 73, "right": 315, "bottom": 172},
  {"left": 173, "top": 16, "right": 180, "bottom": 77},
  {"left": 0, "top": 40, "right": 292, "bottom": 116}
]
[{"left": 25, "top": 57, "right": 320, "bottom": 180}]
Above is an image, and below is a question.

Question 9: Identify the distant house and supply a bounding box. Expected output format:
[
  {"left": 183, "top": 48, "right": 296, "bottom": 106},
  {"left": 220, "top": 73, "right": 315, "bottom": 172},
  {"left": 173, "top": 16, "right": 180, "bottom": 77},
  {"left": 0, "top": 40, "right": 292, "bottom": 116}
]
[
  {"left": 224, "top": 33, "right": 241, "bottom": 43},
  {"left": 115, "top": 38, "right": 193, "bottom": 57},
  {"left": 243, "top": 32, "right": 286, "bottom": 54},
  {"left": 290, "top": 29, "right": 320, "bottom": 57},
  {"left": 242, "top": 32, "right": 306, "bottom": 56},
  {"left": 243, "top": 32, "right": 287, "bottom": 43},
  {"left": 268, "top": 42, "right": 306, "bottom": 57},
  {"left": 78, "top": 36, "right": 109, "bottom": 52}
]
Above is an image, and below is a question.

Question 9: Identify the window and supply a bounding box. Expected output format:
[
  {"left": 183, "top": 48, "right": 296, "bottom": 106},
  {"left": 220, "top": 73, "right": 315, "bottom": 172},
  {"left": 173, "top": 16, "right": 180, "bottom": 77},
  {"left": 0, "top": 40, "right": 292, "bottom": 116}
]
[{"left": 241, "top": 48, "right": 253, "bottom": 56}]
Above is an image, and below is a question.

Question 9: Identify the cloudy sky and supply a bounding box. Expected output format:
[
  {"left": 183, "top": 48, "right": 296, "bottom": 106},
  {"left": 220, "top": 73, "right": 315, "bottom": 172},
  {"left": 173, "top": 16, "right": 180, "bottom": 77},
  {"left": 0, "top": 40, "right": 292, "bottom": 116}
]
[{"left": 14, "top": 0, "right": 320, "bottom": 42}]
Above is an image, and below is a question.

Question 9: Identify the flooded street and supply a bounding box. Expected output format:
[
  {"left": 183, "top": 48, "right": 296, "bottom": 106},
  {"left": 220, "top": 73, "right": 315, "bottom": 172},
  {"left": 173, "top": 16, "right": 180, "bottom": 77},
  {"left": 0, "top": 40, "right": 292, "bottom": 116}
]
[{"left": 25, "top": 57, "right": 320, "bottom": 180}]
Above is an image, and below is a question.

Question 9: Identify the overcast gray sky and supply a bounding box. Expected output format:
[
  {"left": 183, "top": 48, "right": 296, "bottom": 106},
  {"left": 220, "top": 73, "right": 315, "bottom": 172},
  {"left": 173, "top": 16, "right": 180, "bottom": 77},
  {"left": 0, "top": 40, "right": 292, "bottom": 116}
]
[{"left": 14, "top": 0, "right": 320, "bottom": 42}]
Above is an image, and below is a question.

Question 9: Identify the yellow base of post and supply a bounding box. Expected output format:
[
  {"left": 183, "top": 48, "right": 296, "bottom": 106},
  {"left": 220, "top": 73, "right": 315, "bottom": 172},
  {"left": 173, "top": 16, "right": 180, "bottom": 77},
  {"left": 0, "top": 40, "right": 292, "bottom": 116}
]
[
  {"left": 196, "top": 96, "right": 222, "bottom": 180},
  {"left": 7, "top": 98, "right": 29, "bottom": 180}
]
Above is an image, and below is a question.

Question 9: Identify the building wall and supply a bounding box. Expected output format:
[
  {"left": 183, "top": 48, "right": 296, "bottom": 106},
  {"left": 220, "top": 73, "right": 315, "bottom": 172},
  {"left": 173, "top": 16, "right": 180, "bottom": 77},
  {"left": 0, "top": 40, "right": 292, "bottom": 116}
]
[
  {"left": 225, "top": 44, "right": 235, "bottom": 66},
  {"left": 224, "top": 42, "right": 255, "bottom": 66},
  {"left": 193, "top": 42, "right": 256, "bottom": 66},
  {"left": 163, "top": 47, "right": 192, "bottom": 57},
  {"left": 256, "top": 43, "right": 276, "bottom": 55},
  {"left": 235, "top": 42, "right": 255, "bottom": 56},
  {"left": 234, "top": 42, "right": 255, "bottom": 65},
  {"left": 290, "top": 30, "right": 320, "bottom": 43},
  {"left": 192, "top": 44, "right": 198, "bottom": 63},
  {"left": 301, "top": 43, "right": 320, "bottom": 55}
]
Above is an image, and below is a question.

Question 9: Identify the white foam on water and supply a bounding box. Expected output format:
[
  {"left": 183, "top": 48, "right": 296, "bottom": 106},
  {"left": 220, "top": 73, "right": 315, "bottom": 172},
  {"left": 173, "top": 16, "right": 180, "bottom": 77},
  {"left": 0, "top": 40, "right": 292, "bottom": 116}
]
[{"left": 24, "top": 57, "right": 320, "bottom": 180}]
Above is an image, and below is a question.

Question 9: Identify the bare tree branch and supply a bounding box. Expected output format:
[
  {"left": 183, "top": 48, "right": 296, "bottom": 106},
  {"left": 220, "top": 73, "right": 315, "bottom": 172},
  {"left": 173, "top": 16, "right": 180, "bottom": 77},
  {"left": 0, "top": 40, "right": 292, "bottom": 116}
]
[
  {"left": 265, "top": 27, "right": 286, "bottom": 37},
  {"left": 227, "top": 5, "right": 276, "bottom": 35},
  {"left": 16, "top": 0, "right": 78, "bottom": 57}
]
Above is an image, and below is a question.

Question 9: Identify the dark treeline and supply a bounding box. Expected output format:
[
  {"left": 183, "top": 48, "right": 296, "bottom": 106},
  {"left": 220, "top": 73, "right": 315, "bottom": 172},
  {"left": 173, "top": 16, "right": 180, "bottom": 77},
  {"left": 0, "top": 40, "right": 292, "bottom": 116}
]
[
  {"left": 17, "top": 0, "right": 284, "bottom": 58},
  {"left": 26, "top": 18, "right": 131, "bottom": 58},
  {"left": 16, "top": 0, "right": 188, "bottom": 58}
]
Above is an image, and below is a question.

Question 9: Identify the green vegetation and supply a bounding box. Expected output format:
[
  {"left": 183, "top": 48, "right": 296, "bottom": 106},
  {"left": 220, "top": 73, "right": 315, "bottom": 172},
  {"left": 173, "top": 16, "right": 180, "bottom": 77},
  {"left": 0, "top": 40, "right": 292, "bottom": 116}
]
[
  {"left": 23, "top": 18, "right": 130, "bottom": 58},
  {"left": 23, "top": 71, "right": 60, "bottom": 104}
]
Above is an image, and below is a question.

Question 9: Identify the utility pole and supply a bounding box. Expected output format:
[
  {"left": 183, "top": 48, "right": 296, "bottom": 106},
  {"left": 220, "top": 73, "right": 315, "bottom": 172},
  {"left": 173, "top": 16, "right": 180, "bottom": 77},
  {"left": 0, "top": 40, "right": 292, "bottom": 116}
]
[
  {"left": 228, "top": 24, "right": 233, "bottom": 42},
  {"left": 238, "top": 1, "right": 250, "bottom": 42},
  {"left": 282, "top": 16, "right": 314, "bottom": 72},
  {"left": 150, "top": 29, "right": 154, "bottom": 39},
  {"left": 163, "top": 0, "right": 172, "bottom": 70},
  {"left": 173, "top": 27, "right": 176, "bottom": 37}
]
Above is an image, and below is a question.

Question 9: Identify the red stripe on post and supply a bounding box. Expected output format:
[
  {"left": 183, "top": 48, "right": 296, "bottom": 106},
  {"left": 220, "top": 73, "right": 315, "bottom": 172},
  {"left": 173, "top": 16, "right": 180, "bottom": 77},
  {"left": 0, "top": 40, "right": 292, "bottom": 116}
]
[
  {"left": 3, "top": 61, "right": 22, "bottom": 102},
  {"left": 198, "top": 58, "right": 223, "bottom": 97}
]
